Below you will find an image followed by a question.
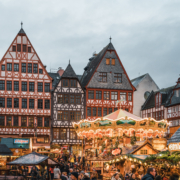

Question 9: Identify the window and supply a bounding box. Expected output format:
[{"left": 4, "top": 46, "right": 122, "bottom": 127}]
[
  {"left": 70, "top": 111, "right": 75, "bottom": 120},
  {"left": 120, "top": 92, "right": 126, "bottom": 101},
  {"left": 0, "top": 98, "right": 5, "bottom": 108},
  {"left": 36, "top": 137, "right": 49, "bottom": 143},
  {"left": 38, "top": 99, "right": 43, "bottom": 109},
  {"left": 13, "top": 46, "right": 16, "bottom": 51},
  {"left": 109, "top": 108, "right": 112, "bottom": 114},
  {"left": 6, "top": 116, "right": 12, "bottom": 126},
  {"left": 22, "top": 82, "right": 27, "bottom": 91},
  {"left": 28, "top": 63, "right": 32, "bottom": 73},
  {"left": 29, "top": 99, "right": 34, "bottom": 109},
  {"left": 0, "top": 81, "right": 5, "bottom": 90},
  {"left": 39, "top": 69, "right": 43, "bottom": 74},
  {"left": 33, "top": 64, "right": 38, "bottom": 73},
  {"left": 58, "top": 95, "right": 63, "bottom": 104},
  {"left": 98, "top": 108, "right": 102, "bottom": 117},
  {"left": 58, "top": 111, "right": 68, "bottom": 120},
  {"left": 140, "top": 150, "right": 147, "bottom": 155},
  {"left": 114, "top": 73, "right": 122, "bottom": 83},
  {"left": 88, "top": 90, "right": 94, "bottom": 99},
  {"left": 70, "top": 80, "right": 76, "bottom": 87},
  {"left": 28, "top": 117, "right": 34, "bottom": 127},
  {"left": 7, "top": 63, "right": 12, "bottom": 71},
  {"left": 62, "top": 79, "right": 68, "bottom": 87},
  {"left": 29, "top": 82, "right": 34, "bottom": 92},
  {"left": 70, "top": 129, "right": 77, "bottom": 140},
  {"left": 64, "top": 95, "right": 69, "bottom": 104},
  {"left": 128, "top": 93, "right": 132, "bottom": 101},
  {"left": 111, "top": 59, "right": 115, "bottom": 65},
  {"left": 14, "top": 64, "right": 19, "bottom": 71},
  {"left": 70, "top": 95, "right": 75, "bottom": 104},
  {"left": 7, "top": 98, "right": 12, "bottom": 108},
  {"left": 96, "top": 91, "right": 102, "bottom": 99},
  {"left": 111, "top": 92, "right": 118, "bottom": 100},
  {"left": 44, "top": 117, "right": 49, "bottom": 127},
  {"left": 60, "top": 129, "right": 67, "bottom": 140},
  {"left": 23, "top": 45, "right": 27, "bottom": 52},
  {"left": 103, "top": 108, "right": 107, "bottom": 116},
  {"left": 13, "top": 116, "right": 18, "bottom": 126},
  {"left": 14, "top": 98, "right": 19, "bottom": 108},
  {"left": 14, "top": 81, "right": 19, "bottom": 91},
  {"left": 45, "top": 83, "right": 50, "bottom": 92},
  {"left": 114, "top": 108, "right": 118, "bottom": 112},
  {"left": 1, "top": 65, "right": 5, "bottom": 71},
  {"left": 22, "top": 99, "right": 27, "bottom": 108},
  {"left": 125, "top": 108, "right": 129, "bottom": 112},
  {"left": 76, "top": 95, "right": 81, "bottom": 104},
  {"left": 37, "top": 117, "right": 42, "bottom": 127},
  {"left": 21, "top": 117, "right": 27, "bottom": 127},
  {"left": 87, "top": 107, "right": 91, "bottom": 116},
  {"left": 156, "top": 93, "right": 161, "bottom": 108},
  {"left": 22, "top": 63, "right": 26, "bottom": 73},
  {"left": 28, "top": 47, "right": 31, "bottom": 53},
  {"left": 53, "top": 128, "right": 59, "bottom": 139},
  {"left": 99, "top": 72, "right": 107, "bottom": 82},
  {"left": 76, "top": 112, "right": 81, "bottom": 120},
  {"left": 7, "top": 81, "right": 12, "bottom": 91},
  {"left": 38, "top": 82, "right": 43, "bottom": 92},
  {"left": 0, "top": 116, "right": 5, "bottom": 126},
  {"left": 45, "top": 100, "right": 50, "bottom": 109},
  {"left": 106, "top": 58, "right": 110, "bottom": 65},
  {"left": 93, "top": 107, "right": 97, "bottom": 116},
  {"left": 104, "top": 91, "right": 110, "bottom": 100},
  {"left": 17, "top": 44, "right": 21, "bottom": 52}
]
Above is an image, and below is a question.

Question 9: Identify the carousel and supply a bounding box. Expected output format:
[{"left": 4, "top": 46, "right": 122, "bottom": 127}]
[{"left": 72, "top": 109, "right": 168, "bottom": 178}]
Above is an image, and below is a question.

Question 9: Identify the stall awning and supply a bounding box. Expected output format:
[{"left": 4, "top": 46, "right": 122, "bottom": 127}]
[{"left": 0, "top": 144, "right": 13, "bottom": 156}]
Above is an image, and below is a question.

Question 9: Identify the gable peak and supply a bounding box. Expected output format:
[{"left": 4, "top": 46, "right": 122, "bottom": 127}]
[
  {"left": 61, "top": 63, "right": 77, "bottom": 79},
  {"left": 18, "top": 22, "right": 26, "bottom": 35}
]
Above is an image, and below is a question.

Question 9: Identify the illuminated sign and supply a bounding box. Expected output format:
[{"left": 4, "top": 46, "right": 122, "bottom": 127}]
[
  {"left": 168, "top": 143, "right": 180, "bottom": 151},
  {"left": 152, "top": 138, "right": 167, "bottom": 151},
  {"left": 14, "top": 139, "right": 29, "bottom": 144}
]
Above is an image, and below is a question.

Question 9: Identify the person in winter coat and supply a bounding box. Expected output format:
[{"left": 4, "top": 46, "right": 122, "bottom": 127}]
[
  {"left": 71, "top": 172, "right": 79, "bottom": 180},
  {"left": 54, "top": 166, "right": 61, "bottom": 179},
  {"left": 141, "top": 168, "right": 156, "bottom": 180},
  {"left": 130, "top": 174, "right": 136, "bottom": 180},
  {"left": 111, "top": 173, "right": 121, "bottom": 180},
  {"left": 82, "top": 173, "right": 91, "bottom": 180}
]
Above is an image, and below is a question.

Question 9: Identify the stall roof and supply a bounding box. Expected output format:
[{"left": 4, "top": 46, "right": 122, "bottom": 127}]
[{"left": 0, "top": 144, "right": 13, "bottom": 156}]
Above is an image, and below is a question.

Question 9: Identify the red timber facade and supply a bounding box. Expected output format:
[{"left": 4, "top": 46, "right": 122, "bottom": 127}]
[
  {"left": 80, "top": 41, "right": 135, "bottom": 121},
  {"left": 0, "top": 26, "right": 52, "bottom": 151}
]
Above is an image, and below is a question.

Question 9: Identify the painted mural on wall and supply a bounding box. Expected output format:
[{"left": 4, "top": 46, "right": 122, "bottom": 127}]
[{"left": 116, "top": 119, "right": 136, "bottom": 125}]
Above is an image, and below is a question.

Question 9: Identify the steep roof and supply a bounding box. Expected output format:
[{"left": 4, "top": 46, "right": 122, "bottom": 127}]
[
  {"left": 18, "top": 28, "right": 26, "bottom": 34},
  {"left": 81, "top": 42, "right": 114, "bottom": 88},
  {"left": 61, "top": 63, "right": 77, "bottom": 79},
  {"left": 0, "top": 144, "right": 13, "bottom": 155},
  {"left": 48, "top": 72, "right": 60, "bottom": 89},
  {"left": 168, "top": 128, "right": 180, "bottom": 144},
  {"left": 131, "top": 74, "right": 147, "bottom": 88}
]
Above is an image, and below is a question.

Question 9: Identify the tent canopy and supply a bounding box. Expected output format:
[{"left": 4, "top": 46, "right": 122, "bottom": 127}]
[
  {"left": 0, "top": 144, "right": 13, "bottom": 156},
  {"left": 7, "top": 152, "right": 59, "bottom": 165}
]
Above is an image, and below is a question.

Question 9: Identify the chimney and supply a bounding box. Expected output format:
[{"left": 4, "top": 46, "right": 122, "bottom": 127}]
[{"left": 57, "top": 67, "right": 64, "bottom": 76}]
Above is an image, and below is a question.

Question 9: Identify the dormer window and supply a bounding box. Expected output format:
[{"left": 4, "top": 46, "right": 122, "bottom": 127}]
[
  {"left": 106, "top": 59, "right": 110, "bottom": 65},
  {"left": 62, "top": 79, "right": 68, "bottom": 87},
  {"left": 70, "top": 80, "right": 77, "bottom": 88},
  {"left": 111, "top": 59, "right": 115, "bottom": 65},
  {"left": 176, "top": 90, "right": 179, "bottom": 97},
  {"left": 155, "top": 93, "right": 161, "bottom": 108}
]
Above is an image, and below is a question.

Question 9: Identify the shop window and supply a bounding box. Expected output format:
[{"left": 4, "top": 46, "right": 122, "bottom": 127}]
[
  {"left": 14, "top": 64, "right": 19, "bottom": 72},
  {"left": 70, "top": 80, "right": 77, "bottom": 88},
  {"left": 14, "top": 116, "right": 18, "bottom": 126},
  {"left": 28, "top": 47, "right": 31, "bottom": 53},
  {"left": 33, "top": 64, "right": 38, "bottom": 73},
  {"left": 29, "top": 99, "right": 34, "bottom": 109},
  {"left": 104, "top": 91, "right": 110, "bottom": 100},
  {"left": 7, "top": 63, "right": 12, "bottom": 71},
  {"left": 38, "top": 99, "right": 43, "bottom": 109},
  {"left": 96, "top": 91, "right": 102, "bottom": 100},
  {"left": 38, "top": 82, "right": 43, "bottom": 92},
  {"left": 37, "top": 117, "right": 42, "bottom": 127},
  {"left": 0, "top": 116, "right": 5, "bottom": 126},
  {"left": 7, "top": 98, "right": 12, "bottom": 108},
  {"left": 29, "top": 82, "right": 34, "bottom": 92},
  {"left": 111, "top": 92, "right": 117, "bottom": 100},
  {"left": 99, "top": 72, "right": 107, "bottom": 82},
  {"left": 88, "top": 90, "right": 94, "bottom": 99},
  {"left": 21, "top": 117, "right": 27, "bottom": 127},
  {"left": 14, "top": 81, "right": 19, "bottom": 91},
  {"left": 6, "top": 116, "right": 12, "bottom": 126},
  {"left": 111, "top": 59, "right": 115, "bottom": 65},
  {"left": 62, "top": 79, "right": 69, "bottom": 87},
  {"left": 22, "top": 99, "right": 27, "bottom": 109},
  {"left": 13, "top": 46, "right": 16, "bottom": 51},
  {"left": 21, "top": 63, "right": 26, "bottom": 73},
  {"left": 60, "top": 129, "right": 67, "bottom": 140},
  {"left": 114, "top": 73, "right": 122, "bottom": 83},
  {"left": 70, "top": 95, "right": 75, "bottom": 104},
  {"left": 36, "top": 137, "right": 49, "bottom": 143},
  {"left": 75, "top": 95, "right": 81, "bottom": 104},
  {"left": 106, "top": 58, "right": 110, "bottom": 65},
  {"left": 58, "top": 95, "right": 63, "bottom": 104},
  {"left": 45, "top": 100, "right": 50, "bottom": 109},
  {"left": 28, "top": 63, "right": 32, "bottom": 73},
  {"left": 120, "top": 92, "right": 126, "bottom": 101},
  {"left": 128, "top": 93, "right": 132, "bottom": 101},
  {"left": 103, "top": 108, "right": 107, "bottom": 116},
  {"left": 53, "top": 128, "right": 59, "bottom": 139},
  {"left": 17, "top": 44, "right": 21, "bottom": 52},
  {"left": 93, "top": 107, "right": 97, "bottom": 116},
  {"left": 45, "top": 83, "right": 50, "bottom": 92},
  {"left": 7, "top": 81, "right": 12, "bottom": 91},
  {"left": 14, "top": 98, "right": 19, "bottom": 108},
  {"left": 1, "top": 65, "right": 5, "bottom": 71},
  {"left": 0, "top": 81, "right": 5, "bottom": 90},
  {"left": 87, "top": 107, "right": 91, "bottom": 116},
  {"left": 44, "top": 117, "right": 49, "bottom": 127},
  {"left": 23, "top": 45, "right": 27, "bottom": 52},
  {"left": 70, "top": 129, "right": 77, "bottom": 140},
  {"left": 39, "top": 69, "right": 43, "bottom": 74},
  {"left": 28, "top": 117, "right": 34, "bottom": 127},
  {"left": 98, "top": 107, "right": 102, "bottom": 117},
  {"left": 0, "top": 98, "right": 5, "bottom": 108}
]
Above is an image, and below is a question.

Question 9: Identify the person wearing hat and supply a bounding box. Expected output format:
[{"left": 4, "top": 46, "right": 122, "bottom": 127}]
[
  {"left": 71, "top": 172, "right": 79, "bottom": 180},
  {"left": 82, "top": 173, "right": 90, "bottom": 180}
]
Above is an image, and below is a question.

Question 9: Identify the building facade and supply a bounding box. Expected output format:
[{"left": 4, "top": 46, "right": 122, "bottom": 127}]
[
  {"left": 0, "top": 27, "right": 52, "bottom": 152},
  {"left": 51, "top": 63, "right": 84, "bottom": 151},
  {"left": 80, "top": 42, "right": 135, "bottom": 121}
]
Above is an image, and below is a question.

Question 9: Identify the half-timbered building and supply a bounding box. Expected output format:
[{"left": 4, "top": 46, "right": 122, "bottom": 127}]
[
  {"left": 0, "top": 25, "right": 52, "bottom": 152},
  {"left": 51, "top": 63, "right": 84, "bottom": 150},
  {"left": 141, "top": 77, "right": 180, "bottom": 137},
  {"left": 80, "top": 41, "right": 135, "bottom": 121}
]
